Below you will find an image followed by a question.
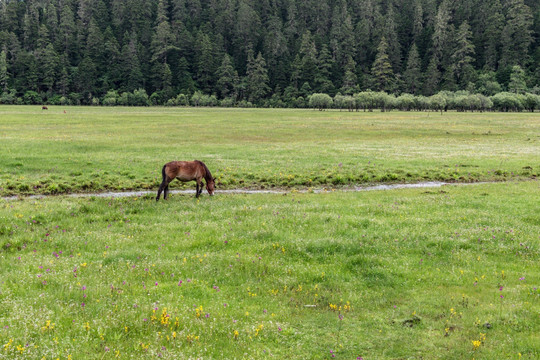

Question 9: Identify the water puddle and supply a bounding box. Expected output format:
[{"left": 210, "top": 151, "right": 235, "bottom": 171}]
[{"left": 2, "top": 181, "right": 488, "bottom": 201}]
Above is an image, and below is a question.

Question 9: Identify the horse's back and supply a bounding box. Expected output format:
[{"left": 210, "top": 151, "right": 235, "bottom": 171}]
[{"left": 164, "top": 161, "right": 203, "bottom": 181}]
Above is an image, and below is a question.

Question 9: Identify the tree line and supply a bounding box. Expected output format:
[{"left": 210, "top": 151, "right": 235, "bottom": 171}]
[{"left": 0, "top": 0, "right": 538, "bottom": 106}]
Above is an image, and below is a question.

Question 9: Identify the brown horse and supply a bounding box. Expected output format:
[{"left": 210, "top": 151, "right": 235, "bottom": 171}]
[{"left": 156, "top": 160, "right": 215, "bottom": 201}]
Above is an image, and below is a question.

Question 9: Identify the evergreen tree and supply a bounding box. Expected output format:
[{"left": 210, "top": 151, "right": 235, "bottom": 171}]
[
  {"left": 424, "top": 56, "right": 441, "bottom": 95},
  {"left": 121, "top": 32, "right": 144, "bottom": 92},
  {"left": 508, "top": 65, "right": 527, "bottom": 93},
  {"left": 500, "top": 0, "right": 533, "bottom": 67},
  {"left": 371, "top": 37, "right": 394, "bottom": 92},
  {"left": 58, "top": 5, "right": 76, "bottom": 61},
  {"left": 412, "top": 0, "right": 424, "bottom": 42},
  {"left": 383, "top": 4, "right": 401, "bottom": 71},
  {"left": 478, "top": 0, "right": 504, "bottom": 70},
  {"left": 86, "top": 19, "right": 104, "bottom": 61},
  {"left": 0, "top": 0, "right": 538, "bottom": 102},
  {"left": 0, "top": 50, "right": 8, "bottom": 92},
  {"left": 315, "top": 44, "right": 335, "bottom": 94},
  {"left": 451, "top": 21, "right": 475, "bottom": 86},
  {"left": 330, "top": 0, "right": 355, "bottom": 67},
  {"left": 403, "top": 43, "right": 422, "bottom": 94},
  {"left": 162, "top": 62, "right": 173, "bottom": 94},
  {"left": 216, "top": 54, "right": 239, "bottom": 99},
  {"left": 341, "top": 56, "right": 358, "bottom": 95},
  {"left": 39, "top": 44, "right": 60, "bottom": 92},
  {"left": 194, "top": 31, "right": 216, "bottom": 93},
  {"left": 176, "top": 56, "right": 195, "bottom": 93},
  {"left": 233, "top": 1, "right": 261, "bottom": 61},
  {"left": 246, "top": 51, "right": 270, "bottom": 104},
  {"left": 432, "top": 0, "right": 452, "bottom": 63},
  {"left": 151, "top": 0, "right": 177, "bottom": 64},
  {"left": 298, "top": 31, "right": 318, "bottom": 88}
]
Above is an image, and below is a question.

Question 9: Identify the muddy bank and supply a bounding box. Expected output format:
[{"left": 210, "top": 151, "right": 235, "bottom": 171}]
[{"left": 2, "top": 181, "right": 494, "bottom": 201}]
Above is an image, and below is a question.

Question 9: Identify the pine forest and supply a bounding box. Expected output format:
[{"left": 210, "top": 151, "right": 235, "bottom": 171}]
[{"left": 0, "top": 0, "right": 539, "bottom": 109}]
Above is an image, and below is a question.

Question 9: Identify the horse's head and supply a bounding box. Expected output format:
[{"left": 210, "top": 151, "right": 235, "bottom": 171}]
[{"left": 206, "top": 179, "right": 215, "bottom": 196}]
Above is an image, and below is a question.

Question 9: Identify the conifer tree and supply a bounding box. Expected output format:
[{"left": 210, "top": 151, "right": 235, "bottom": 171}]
[
  {"left": 424, "top": 56, "right": 441, "bottom": 95},
  {"left": 451, "top": 21, "right": 475, "bottom": 86},
  {"left": 216, "top": 54, "right": 239, "bottom": 99},
  {"left": 0, "top": 50, "right": 8, "bottom": 92},
  {"left": 315, "top": 44, "right": 335, "bottom": 94},
  {"left": 298, "top": 31, "right": 318, "bottom": 88},
  {"left": 121, "top": 32, "right": 144, "bottom": 92},
  {"left": 500, "top": 0, "right": 533, "bottom": 67},
  {"left": 341, "top": 56, "right": 358, "bottom": 95},
  {"left": 194, "top": 31, "right": 216, "bottom": 93},
  {"left": 479, "top": 0, "right": 504, "bottom": 70},
  {"left": 39, "top": 44, "right": 60, "bottom": 92},
  {"left": 508, "top": 65, "right": 527, "bottom": 93},
  {"left": 330, "top": 0, "right": 355, "bottom": 67},
  {"left": 371, "top": 37, "right": 394, "bottom": 92},
  {"left": 383, "top": 4, "right": 401, "bottom": 71},
  {"left": 403, "top": 43, "right": 422, "bottom": 94},
  {"left": 246, "top": 51, "right": 270, "bottom": 104}
]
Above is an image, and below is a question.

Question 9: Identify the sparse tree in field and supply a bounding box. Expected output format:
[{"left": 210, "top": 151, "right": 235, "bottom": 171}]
[
  {"left": 429, "top": 92, "right": 448, "bottom": 114},
  {"left": 308, "top": 93, "right": 333, "bottom": 110}
]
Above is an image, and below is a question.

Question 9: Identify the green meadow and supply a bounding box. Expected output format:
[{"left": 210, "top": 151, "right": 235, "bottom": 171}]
[
  {"left": 0, "top": 106, "right": 539, "bottom": 196},
  {"left": 0, "top": 106, "right": 539, "bottom": 359},
  {"left": 1, "top": 183, "right": 539, "bottom": 359}
]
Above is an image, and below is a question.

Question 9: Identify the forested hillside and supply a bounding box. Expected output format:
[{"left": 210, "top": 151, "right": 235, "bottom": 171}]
[{"left": 0, "top": 0, "right": 538, "bottom": 106}]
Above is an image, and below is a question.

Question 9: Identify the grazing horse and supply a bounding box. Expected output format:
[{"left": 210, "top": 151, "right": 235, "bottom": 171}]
[
  {"left": 42, "top": 106, "right": 48, "bottom": 110},
  {"left": 156, "top": 160, "right": 215, "bottom": 201}
]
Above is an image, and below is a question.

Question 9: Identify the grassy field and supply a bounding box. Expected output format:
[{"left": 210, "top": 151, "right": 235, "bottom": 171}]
[
  {"left": 0, "top": 106, "right": 539, "bottom": 196},
  {"left": 1, "top": 107, "right": 539, "bottom": 358},
  {"left": 0, "top": 182, "right": 539, "bottom": 359}
]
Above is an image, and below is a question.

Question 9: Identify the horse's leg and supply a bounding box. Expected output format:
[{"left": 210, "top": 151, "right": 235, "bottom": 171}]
[
  {"left": 156, "top": 181, "right": 166, "bottom": 201},
  {"left": 164, "top": 183, "right": 170, "bottom": 200},
  {"left": 198, "top": 180, "right": 204, "bottom": 197},
  {"left": 195, "top": 180, "right": 201, "bottom": 198}
]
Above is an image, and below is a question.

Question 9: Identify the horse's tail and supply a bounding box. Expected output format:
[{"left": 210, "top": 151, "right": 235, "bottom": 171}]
[
  {"left": 195, "top": 160, "right": 213, "bottom": 181},
  {"left": 161, "top": 164, "right": 167, "bottom": 182}
]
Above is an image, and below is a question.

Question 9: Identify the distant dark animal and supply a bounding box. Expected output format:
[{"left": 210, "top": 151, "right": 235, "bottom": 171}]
[
  {"left": 156, "top": 160, "right": 215, "bottom": 201},
  {"left": 42, "top": 106, "right": 48, "bottom": 110}
]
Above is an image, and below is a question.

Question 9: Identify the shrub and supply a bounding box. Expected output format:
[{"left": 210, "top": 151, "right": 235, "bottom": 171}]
[
  {"left": 102, "top": 90, "right": 118, "bottom": 106},
  {"left": 23, "top": 90, "right": 41, "bottom": 105},
  {"left": 396, "top": 93, "right": 415, "bottom": 111},
  {"left": 308, "top": 93, "right": 333, "bottom": 110},
  {"left": 131, "top": 88, "right": 150, "bottom": 106},
  {"left": 220, "top": 97, "right": 236, "bottom": 107},
  {"left": 0, "top": 89, "right": 17, "bottom": 104}
]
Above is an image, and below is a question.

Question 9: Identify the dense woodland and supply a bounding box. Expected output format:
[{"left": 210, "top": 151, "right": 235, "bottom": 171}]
[{"left": 0, "top": 0, "right": 539, "bottom": 107}]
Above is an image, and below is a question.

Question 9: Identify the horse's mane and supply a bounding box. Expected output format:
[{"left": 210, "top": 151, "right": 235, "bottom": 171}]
[{"left": 196, "top": 160, "right": 213, "bottom": 182}]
